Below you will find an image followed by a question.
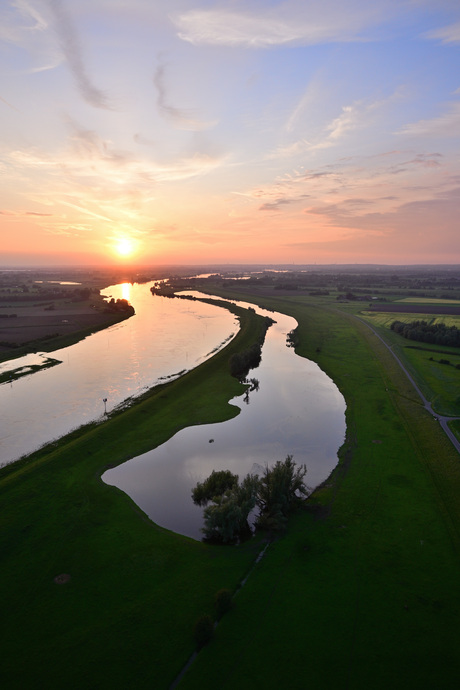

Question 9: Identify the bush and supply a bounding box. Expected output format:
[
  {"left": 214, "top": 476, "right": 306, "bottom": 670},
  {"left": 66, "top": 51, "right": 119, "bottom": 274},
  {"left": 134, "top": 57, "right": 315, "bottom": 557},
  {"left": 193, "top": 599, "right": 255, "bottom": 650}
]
[
  {"left": 215, "top": 589, "right": 233, "bottom": 619},
  {"left": 256, "top": 456, "right": 309, "bottom": 532},
  {"left": 191, "top": 470, "right": 238, "bottom": 507},
  {"left": 194, "top": 615, "right": 214, "bottom": 650}
]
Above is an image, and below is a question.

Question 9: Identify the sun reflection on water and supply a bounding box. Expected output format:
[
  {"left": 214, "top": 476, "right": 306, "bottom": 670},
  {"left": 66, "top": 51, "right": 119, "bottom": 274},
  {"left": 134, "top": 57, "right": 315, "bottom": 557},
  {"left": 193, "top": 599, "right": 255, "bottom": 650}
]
[{"left": 121, "top": 282, "right": 131, "bottom": 300}]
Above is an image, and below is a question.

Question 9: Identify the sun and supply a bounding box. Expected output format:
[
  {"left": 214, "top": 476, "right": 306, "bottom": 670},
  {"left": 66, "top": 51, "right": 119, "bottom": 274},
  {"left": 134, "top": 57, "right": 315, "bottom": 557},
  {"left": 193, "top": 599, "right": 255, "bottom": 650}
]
[{"left": 114, "top": 237, "right": 136, "bottom": 258}]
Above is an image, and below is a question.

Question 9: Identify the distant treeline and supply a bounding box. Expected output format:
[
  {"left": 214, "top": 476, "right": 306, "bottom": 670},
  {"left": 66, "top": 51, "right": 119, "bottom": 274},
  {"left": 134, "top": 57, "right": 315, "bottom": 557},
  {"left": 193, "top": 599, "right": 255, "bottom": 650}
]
[{"left": 391, "top": 320, "right": 460, "bottom": 347}]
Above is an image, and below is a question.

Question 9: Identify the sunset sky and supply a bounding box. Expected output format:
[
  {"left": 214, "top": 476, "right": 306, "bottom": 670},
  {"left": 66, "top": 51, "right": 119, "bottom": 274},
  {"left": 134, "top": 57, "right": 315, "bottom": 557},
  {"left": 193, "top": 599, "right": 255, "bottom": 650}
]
[{"left": 1, "top": 0, "right": 460, "bottom": 266}]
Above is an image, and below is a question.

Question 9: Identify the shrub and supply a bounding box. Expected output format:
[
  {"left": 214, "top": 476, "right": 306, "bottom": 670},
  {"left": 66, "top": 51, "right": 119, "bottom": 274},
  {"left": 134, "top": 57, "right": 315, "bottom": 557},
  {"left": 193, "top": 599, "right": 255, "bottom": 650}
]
[
  {"left": 256, "top": 456, "right": 309, "bottom": 532},
  {"left": 194, "top": 615, "right": 214, "bottom": 650},
  {"left": 214, "top": 589, "right": 233, "bottom": 619},
  {"left": 191, "top": 470, "right": 238, "bottom": 507}
]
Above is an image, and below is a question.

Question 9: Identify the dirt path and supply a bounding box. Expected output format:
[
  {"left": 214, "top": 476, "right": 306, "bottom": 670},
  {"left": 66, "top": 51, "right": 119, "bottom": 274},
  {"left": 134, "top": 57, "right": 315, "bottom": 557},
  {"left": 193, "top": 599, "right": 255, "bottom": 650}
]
[{"left": 356, "top": 315, "right": 460, "bottom": 454}]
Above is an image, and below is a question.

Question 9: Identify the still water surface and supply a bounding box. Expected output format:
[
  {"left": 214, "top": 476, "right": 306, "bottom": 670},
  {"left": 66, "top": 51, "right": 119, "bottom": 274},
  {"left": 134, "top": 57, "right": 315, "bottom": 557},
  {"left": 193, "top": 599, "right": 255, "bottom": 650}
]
[
  {"left": 103, "top": 296, "right": 346, "bottom": 541},
  {"left": 0, "top": 283, "right": 238, "bottom": 465}
]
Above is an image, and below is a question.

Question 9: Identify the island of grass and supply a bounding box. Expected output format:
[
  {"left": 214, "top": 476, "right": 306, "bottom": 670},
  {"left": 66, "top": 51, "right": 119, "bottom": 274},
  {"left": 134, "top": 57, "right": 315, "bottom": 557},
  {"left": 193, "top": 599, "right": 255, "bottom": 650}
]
[
  {"left": 0, "top": 354, "right": 62, "bottom": 385},
  {"left": 2, "top": 272, "right": 460, "bottom": 689}
]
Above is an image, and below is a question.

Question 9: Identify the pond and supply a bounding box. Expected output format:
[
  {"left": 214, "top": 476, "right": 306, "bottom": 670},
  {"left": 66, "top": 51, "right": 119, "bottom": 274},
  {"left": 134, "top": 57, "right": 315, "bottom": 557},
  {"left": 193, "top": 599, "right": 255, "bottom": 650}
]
[{"left": 103, "top": 296, "right": 346, "bottom": 541}]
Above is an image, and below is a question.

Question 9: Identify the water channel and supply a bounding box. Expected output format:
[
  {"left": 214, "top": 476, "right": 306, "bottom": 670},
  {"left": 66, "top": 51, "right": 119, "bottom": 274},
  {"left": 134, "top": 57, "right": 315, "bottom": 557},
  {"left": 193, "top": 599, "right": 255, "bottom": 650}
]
[
  {"left": 0, "top": 282, "right": 239, "bottom": 465},
  {"left": 103, "top": 294, "right": 346, "bottom": 541},
  {"left": 1, "top": 282, "right": 346, "bottom": 543}
]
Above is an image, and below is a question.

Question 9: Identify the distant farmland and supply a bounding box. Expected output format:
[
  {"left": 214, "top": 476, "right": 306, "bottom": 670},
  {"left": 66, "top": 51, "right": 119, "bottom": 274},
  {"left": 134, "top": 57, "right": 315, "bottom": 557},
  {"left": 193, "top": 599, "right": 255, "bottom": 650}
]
[{"left": 368, "top": 303, "right": 460, "bottom": 315}]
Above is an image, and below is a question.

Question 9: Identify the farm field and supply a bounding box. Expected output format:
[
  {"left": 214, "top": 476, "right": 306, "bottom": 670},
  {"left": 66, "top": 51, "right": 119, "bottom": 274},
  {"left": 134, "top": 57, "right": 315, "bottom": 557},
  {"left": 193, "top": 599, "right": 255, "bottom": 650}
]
[
  {"left": 360, "top": 310, "right": 460, "bottom": 329},
  {"left": 358, "top": 310, "right": 460, "bottom": 416},
  {"left": 395, "top": 297, "right": 460, "bottom": 304}
]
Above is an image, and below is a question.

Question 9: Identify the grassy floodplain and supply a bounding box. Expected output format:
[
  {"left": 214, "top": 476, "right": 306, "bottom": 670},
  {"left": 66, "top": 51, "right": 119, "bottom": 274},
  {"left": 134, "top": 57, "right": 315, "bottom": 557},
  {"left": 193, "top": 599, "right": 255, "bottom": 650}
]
[
  {"left": 0, "top": 300, "right": 268, "bottom": 689},
  {"left": 2, "top": 286, "right": 460, "bottom": 688},
  {"left": 177, "top": 287, "right": 460, "bottom": 689}
]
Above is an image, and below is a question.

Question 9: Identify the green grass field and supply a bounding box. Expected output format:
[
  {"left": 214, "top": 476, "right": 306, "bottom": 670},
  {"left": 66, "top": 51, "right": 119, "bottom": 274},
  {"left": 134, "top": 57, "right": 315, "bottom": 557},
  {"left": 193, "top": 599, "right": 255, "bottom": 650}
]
[
  {"left": 0, "top": 302, "right": 268, "bottom": 689},
  {"left": 179, "top": 290, "right": 460, "bottom": 689},
  {"left": 358, "top": 310, "right": 460, "bottom": 415},
  {"left": 2, "top": 291, "right": 460, "bottom": 689},
  {"left": 395, "top": 297, "right": 460, "bottom": 305},
  {"left": 361, "top": 310, "right": 460, "bottom": 329}
]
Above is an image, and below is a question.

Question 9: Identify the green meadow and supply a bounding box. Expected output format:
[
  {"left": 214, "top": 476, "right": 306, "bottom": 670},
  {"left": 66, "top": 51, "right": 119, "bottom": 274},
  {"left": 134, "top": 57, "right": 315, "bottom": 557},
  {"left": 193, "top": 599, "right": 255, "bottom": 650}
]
[
  {"left": 358, "top": 310, "right": 460, "bottom": 416},
  {"left": 395, "top": 297, "right": 460, "bottom": 305},
  {"left": 2, "top": 290, "right": 460, "bottom": 689},
  {"left": 361, "top": 310, "right": 460, "bottom": 329}
]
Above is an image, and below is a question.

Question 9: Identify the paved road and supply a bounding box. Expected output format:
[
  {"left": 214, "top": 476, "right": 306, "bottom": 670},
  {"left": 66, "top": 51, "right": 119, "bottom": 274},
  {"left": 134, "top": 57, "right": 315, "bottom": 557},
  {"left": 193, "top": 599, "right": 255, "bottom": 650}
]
[{"left": 355, "top": 315, "right": 460, "bottom": 455}]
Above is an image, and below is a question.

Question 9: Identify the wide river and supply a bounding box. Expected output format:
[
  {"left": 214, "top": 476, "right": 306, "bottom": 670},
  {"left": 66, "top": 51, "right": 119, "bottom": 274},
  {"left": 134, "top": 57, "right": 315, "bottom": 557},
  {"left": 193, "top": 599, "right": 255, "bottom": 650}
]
[
  {"left": 0, "top": 282, "right": 239, "bottom": 466},
  {"left": 1, "top": 282, "right": 346, "bottom": 542},
  {"left": 103, "top": 292, "right": 346, "bottom": 540}
]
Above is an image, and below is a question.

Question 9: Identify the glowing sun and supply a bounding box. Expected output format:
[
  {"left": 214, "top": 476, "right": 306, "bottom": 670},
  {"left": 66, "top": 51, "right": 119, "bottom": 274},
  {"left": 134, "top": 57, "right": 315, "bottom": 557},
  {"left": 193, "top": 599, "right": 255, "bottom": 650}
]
[{"left": 114, "top": 237, "right": 136, "bottom": 258}]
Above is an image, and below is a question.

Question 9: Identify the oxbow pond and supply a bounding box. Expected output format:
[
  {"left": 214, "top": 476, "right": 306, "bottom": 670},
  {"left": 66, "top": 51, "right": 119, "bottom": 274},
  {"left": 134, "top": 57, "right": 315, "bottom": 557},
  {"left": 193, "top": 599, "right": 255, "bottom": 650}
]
[{"left": 103, "top": 293, "right": 346, "bottom": 541}]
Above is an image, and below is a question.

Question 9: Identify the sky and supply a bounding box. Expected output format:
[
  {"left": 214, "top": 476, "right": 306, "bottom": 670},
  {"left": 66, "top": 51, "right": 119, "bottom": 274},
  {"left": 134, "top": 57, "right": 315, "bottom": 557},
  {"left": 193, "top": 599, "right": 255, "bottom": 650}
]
[{"left": 1, "top": 0, "right": 460, "bottom": 266}]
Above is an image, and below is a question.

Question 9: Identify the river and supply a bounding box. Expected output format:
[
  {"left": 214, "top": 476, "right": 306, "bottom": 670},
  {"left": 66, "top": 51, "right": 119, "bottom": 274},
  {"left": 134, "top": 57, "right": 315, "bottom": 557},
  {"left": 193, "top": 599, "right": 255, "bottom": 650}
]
[
  {"left": 0, "top": 282, "right": 238, "bottom": 466},
  {"left": 103, "top": 294, "right": 346, "bottom": 540},
  {"left": 1, "top": 283, "right": 346, "bottom": 542}
]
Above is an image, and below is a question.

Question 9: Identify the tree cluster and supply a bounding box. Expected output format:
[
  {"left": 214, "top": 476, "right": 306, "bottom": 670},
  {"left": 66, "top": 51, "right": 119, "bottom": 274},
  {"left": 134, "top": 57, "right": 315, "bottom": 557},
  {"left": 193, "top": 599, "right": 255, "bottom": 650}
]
[
  {"left": 104, "top": 298, "right": 135, "bottom": 315},
  {"left": 391, "top": 320, "right": 460, "bottom": 347},
  {"left": 192, "top": 456, "right": 309, "bottom": 543},
  {"left": 229, "top": 316, "right": 274, "bottom": 379}
]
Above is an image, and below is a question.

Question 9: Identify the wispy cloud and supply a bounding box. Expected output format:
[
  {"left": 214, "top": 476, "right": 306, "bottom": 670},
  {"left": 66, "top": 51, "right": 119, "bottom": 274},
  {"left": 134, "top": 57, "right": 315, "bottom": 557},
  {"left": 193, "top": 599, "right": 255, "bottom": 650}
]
[
  {"left": 3, "top": 118, "right": 228, "bottom": 232},
  {"left": 266, "top": 139, "right": 312, "bottom": 160},
  {"left": 424, "top": 21, "right": 460, "bottom": 44},
  {"left": 173, "top": 1, "right": 398, "bottom": 48},
  {"left": 397, "top": 102, "right": 460, "bottom": 138},
  {"left": 0, "top": 0, "right": 47, "bottom": 42},
  {"left": 0, "top": 0, "right": 62, "bottom": 73},
  {"left": 45, "top": 0, "right": 110, "bottom": 109},
  {"left": 0, "top": 95, "right": 20, "bottom": 112},
  {"left": 259, "top": 198, "right": 297, "bottom": 211},
  {"left": 153, "top": 58, "right": 218, "bottom": 131}
]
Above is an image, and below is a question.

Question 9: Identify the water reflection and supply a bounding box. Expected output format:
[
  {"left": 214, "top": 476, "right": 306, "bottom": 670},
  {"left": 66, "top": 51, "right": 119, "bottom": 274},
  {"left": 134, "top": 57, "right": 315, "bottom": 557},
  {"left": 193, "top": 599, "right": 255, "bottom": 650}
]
[
  {"left": 121, "top": 282, "right": 131, "bottom": 300},
  {"left": 0, "top": 284, "right": 238, "bottom": 465},
  {"left": 103, "top": 299, "right": 346, "bottom": 541}
]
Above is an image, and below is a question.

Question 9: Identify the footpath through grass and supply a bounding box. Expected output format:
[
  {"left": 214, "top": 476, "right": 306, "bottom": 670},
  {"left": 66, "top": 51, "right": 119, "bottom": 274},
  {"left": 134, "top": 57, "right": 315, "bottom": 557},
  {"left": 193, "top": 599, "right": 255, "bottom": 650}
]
[
  {"left": 0, "top": 301, "right": 269, "bottom": 690},
  {"left": 178, "top": 292, "right": 460, "bottom": 690}
]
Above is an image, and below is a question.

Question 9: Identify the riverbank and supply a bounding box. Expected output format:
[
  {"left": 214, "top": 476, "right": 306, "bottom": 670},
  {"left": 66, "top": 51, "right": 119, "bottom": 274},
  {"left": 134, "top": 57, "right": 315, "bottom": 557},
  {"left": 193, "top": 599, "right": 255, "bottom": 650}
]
[
  {"left": 2, "top": 289, "right": 460, "bottom": 688},
  {"left": 179, "top": 291, "right": 460, "bottom": 689},
  {"left": 0, "top": 301, "right": 270, "bottom": 688}
]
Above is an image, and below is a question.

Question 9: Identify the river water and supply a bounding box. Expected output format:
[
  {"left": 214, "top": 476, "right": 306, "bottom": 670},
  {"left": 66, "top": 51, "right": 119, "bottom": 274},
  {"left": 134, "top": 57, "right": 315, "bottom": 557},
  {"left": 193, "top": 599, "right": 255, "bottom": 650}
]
[
  {"left": 1, "top": 283, "right": 346, "bottom": 542},
  {"left": 103, "top": 294, "right": 346, "bottom": 541},
  {"left": 0, "top": 282, "right": 238, "bottom": 466}
]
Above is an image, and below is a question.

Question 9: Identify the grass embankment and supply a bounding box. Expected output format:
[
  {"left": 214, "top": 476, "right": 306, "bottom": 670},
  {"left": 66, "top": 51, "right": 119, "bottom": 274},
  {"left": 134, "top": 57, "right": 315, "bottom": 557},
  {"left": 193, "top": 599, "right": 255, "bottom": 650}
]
[
  {"left": 0, "top": 302, "right": 269, "bottom": 690},
  {"left": 178, "top": 293, "right": 460, "bottom": 689}
]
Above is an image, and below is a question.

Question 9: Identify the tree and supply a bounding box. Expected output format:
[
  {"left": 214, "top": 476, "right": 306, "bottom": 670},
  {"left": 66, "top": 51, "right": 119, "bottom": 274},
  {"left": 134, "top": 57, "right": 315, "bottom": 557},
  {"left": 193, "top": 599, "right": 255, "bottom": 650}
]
[
  {"left": 256, "top": 455, "right": 309, "bottom": 532},
  {"left": 191, "top": 469, "right": 238, "bottom": 507},
  {"left": 201, "top": 473, "right": 259, "bottom": 543},
  {"left": 192, "top": 456, "right": 309, "bottom": 542}
]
